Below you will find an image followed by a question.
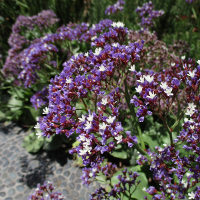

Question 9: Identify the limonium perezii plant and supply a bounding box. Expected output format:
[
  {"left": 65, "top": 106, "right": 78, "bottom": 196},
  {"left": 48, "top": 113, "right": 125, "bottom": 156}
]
[
  {"left": 2, "top": 1, "right": 199, "bottom": 200},
  {"left": 35, "top": 18, "right": 200, "bottom": 200}
]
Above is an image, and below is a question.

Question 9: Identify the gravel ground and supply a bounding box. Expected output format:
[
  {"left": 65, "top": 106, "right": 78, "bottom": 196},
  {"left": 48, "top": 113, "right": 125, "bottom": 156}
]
[{"left": 0, "top": 122, "right": 98, "bottom": 200}]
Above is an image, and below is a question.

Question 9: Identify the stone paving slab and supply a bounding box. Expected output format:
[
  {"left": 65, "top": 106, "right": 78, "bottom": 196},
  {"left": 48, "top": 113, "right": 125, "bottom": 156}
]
[{"left": 0, "top": 123, "right": 98, "bottom": 200}]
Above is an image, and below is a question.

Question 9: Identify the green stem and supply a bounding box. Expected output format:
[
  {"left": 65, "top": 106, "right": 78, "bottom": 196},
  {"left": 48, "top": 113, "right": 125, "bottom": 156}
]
[
  {"left": 124, "top": 80, "right": 145, "bottom": 150},
  {"left": 161, "top": 115, "right": 173, "bottom": 146},
  {"left": 171, "top": 111, "right": 184, "bottom": 131},
  {"left": 81, "top": 97, "right": 88, "bottom": 112}
]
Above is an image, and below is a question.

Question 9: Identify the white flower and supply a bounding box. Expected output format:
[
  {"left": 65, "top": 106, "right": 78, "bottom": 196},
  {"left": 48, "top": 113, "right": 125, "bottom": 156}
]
[
  {"left": 99, "top": 65, "right": 106, "bottom": 72},
  {"left": 147, "top": 91, "right": 156, "bottom": 99},
  {"left": 79, "top": 146, "right": 92, "bottom": 155},
  {"left": 142, "top": 187, "right": 146, "bottom": 192},
  {"left": 66, "top": 77, "right": 72, "bottom": 84},
  {"left": 136, "top": 85, "right": 143, "bottom": 93},
  {"left": 101, "top": 98, "right": 108, "bottom": 105},
  {"left": 197, "top": 60, "right": 200, "bottom": 65},
  {"left": 79, "top": 114, "right": 86, "bottom": 122},
  {"left": 137, "top": 76, "right": 145, "bottom": 83},
  {"left": 91, "top": 36, "right": 97, "bottom": 41},
  {"left": 171, "top": 63, "right": 175, "bottom": 66},
  {"left": 36, "top": 131, "right": 43, "bottom": 138},
  {"left": 184, "top": 118, "right": 194, "bottom": 123},
  {"left": 79, "top": 137, "right": 92, "bottom": 155},
  {"left": 84, "top": 121, "right": 92, "bottom": 130},
  {"left": 79, "top": 134, "right": 86, "bottom": 141},
  {"left": 182, "top": 180, "right": 187, "bottom": 188},
  {"left": 185, "top": 103, "right": 196, "bottom": 117},
  {"left": 112, "top": 43, "right": 119, "bottom": 47},
  {"left": 87, "top": 113, "right": 94, "bottom": 122},
  {"left": 42, "top": 107, "right": 49, "bottom": 115},
  {"left": 115, "top": 135, "right": 123, "bottom": 144},
  {"left": 190, "top": 125, "right": 195, "bottom": 130},
  {"left": 34, "top": 123, "right": 43, "bottom": 138},
  {"left": 144, "top": 75, "right": 154, "bottom": 83},
  {"left": 83, "top": 138, "right": 91, "bottom": 146},
  {"left": 129, "top": 65, "right": 136, "bottom": 72},
  {"left": 164, "top": 87, "right": 173, "bottom": 96},
  {"left": 85, "top": 52, "right": 89, "bottom": 57},
  {"left": 25, "top": 57, "right": 30, "bottom": 63},
  {"left": 181, "top": 55, "right": 186, "bottom": 60},
  {"left": 160, "top": 82, "right": 168, "bottom": 90},
  {"left": 188, "top": 191, "right": 195, "bottom": 199},
  {"left": 34, "top": 122, "right": 40, "bottom": 129},
  {"left": 106, "top": 116, "right": 116, "bottom": 124},
  {"left": 111, "top": 22, "right": 124, "bottom": 28},
  {"left": 43, "top": 43, "right": 48, "bottom": 49},
  {"left": 94, "top": 48, "right": 102, "bottom": 56},
  {"left": 99, "top": 122, "right": 107, "bottom": 131},
  {"left": 188, "top": 69, "right": 196, "bottom": 78}
]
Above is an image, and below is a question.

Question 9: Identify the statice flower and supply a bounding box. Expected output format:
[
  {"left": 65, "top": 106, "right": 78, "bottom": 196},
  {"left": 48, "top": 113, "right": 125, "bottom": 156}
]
[
  {"left": 131, "top": 58, "right": 200, "bottom": 123},
  {"left": 128, "top": 30, "right": 178, "bottom": 70},
  {"left": 37, "top": 26, "right": 143, "bottom": 187},
  {"left": 2, "top": 10, "right": 59, "bottom": 76},
  {"left": 105, "top": 0, "right": 125, "bottom": 15},
  {"left": 4, "top": 19, "right": 115, "bottom": 88},
  {"left": 28, "top": 181, "right": 64, "bottom": 200},
  {"left": 136, "top": 1, "right": 164, "bottom": 29},
  {"left": 30, "top": 87, "right": 49, "bottom": 109}
]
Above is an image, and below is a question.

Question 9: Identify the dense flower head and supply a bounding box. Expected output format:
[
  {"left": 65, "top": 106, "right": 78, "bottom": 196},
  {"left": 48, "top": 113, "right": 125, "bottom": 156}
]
[
  {"left": 3, "top": 19, "right": 115, "bottom": 88},
  {"left": 131, "top": 58, "right": 200, "bottom": 122},
  {"left": 128, "top": 30, "right": 179, "bottom": 70},
  {"left": 105, "top": 0, "right": 125, "bottom": 15},
  {"left": 38, "top": 38, "right": 142, "bottom": 170},
  {"left": 28, "top": 181, "right": 64, "bottom": 200},
  {"left": 2, "top": 10, "right": 59, "bottom": 76},
  {"left": 31, "top": 87, "right": 49, "bottom": 109},
  {"left": 136, "top": 1, "right": 164, "bottom": 29}
]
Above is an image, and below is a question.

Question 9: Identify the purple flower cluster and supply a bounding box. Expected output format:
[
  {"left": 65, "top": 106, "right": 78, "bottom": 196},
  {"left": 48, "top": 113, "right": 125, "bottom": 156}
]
[
  {"left": 3, "top": 19, "right": 114, "bottom": 88},
  {"left": 2, "top": 10, "right": 59, "bottom": 76},
  {"left": 130, "top": 58, "right": 200, "bottom": 123},
  {"left": 105, "top": 0, "right": 125, "bottom": 15},
  {"left": 128, "top": 30, "right": 178, "bottom": 70},
  {"left": 28, "top": 181, "right": 64, "bottom": 200},
  {"left": 90, "top": 168, "right": 140, "bottom": 200},
  {"left": 30, "top": 87, "right": 49, "bottom": 109},
  {"left": 37, "top": 23, "right": 142, "bottom": 184},
  {"left": 136, "top": 1, "right": 164, "bottom": 29},
  {"left": 133, "top": 59, "right": 200, "bottom": 199}
]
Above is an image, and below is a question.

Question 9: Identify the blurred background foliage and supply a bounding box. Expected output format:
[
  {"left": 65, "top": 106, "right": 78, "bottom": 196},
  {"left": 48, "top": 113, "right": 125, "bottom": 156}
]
[{"left": 1, "top": 0, "right": 200, "bottom": 61}]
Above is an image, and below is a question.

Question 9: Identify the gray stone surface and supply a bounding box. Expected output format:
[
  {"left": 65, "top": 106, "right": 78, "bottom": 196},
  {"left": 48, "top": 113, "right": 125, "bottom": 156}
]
[{"left": 0, "top": 123, "right": 98, "bottom": 200}]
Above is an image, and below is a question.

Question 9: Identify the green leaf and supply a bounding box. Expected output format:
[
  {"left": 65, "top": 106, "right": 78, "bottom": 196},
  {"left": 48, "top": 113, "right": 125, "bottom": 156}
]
[
  {"left": 96, "top": 173, "right": 107, "bottom": 184},
  {"left": 8, "top": 95, "right": 23, "bottom": 112},
  {"left": 110, "top": 149, "right": 128, "bottom": 159},
  {"left": 43, "top": 135, "right": 63, "bottom": 151},
  {"left": 22, "top": 132, "right": 44, "bottom": 153}
]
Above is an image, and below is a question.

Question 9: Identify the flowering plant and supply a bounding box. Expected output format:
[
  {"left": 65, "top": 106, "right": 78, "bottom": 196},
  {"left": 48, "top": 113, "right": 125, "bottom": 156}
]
[{"left": 1, "top": 1, "right": 200, "bottom": 200}]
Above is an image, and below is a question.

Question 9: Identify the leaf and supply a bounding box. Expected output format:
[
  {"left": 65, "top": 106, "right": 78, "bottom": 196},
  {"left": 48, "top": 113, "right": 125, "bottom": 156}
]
[
  {"left": 8, "top": 95, "right": 23, "bottom": 112},
  {"left": 22, "top": 132, "right": 44, "bottom": 153},
  {"left": 96, "top": 173, "right": 107, "bottom": 184},
  {"left": 43, "top": 135, "right": 63, "bottom": 151},
  {"left": 142, "top": 134, "right": 158, "bottom": 151},
  {"left": 110, "top": 149, "right": 128, "bottom": 159}
]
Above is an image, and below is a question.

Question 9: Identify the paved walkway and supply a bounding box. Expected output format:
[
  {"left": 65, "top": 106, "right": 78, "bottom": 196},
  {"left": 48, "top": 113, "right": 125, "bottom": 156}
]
[{"left": 0, "top": 122, "right": 98, "bottom": 200}]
